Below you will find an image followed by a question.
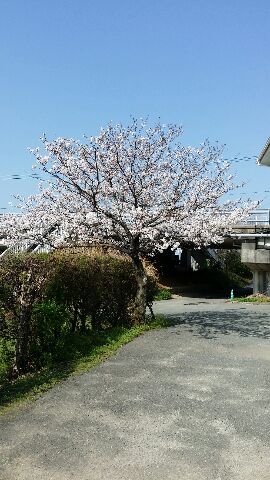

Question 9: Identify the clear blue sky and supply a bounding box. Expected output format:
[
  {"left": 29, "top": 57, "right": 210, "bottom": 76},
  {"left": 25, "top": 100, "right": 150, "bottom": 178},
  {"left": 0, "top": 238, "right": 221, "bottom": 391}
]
[{"left": 1, "top": 0, "right": 270, "bottom": 210}]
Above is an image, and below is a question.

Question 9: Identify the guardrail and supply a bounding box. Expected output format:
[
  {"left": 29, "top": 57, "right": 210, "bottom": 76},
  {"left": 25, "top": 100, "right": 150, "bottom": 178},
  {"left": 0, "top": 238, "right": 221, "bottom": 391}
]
[
  {"left": 0, "top": 240, "right": 34, "bottom": 257},
  {"left": 242, "top": 209, "right": 270, "bottom": 226}
]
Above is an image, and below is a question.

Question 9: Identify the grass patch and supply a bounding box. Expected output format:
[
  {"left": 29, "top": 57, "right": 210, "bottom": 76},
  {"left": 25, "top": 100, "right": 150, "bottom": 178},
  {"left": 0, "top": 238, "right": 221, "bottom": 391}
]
[
  {"left": 154, "top": 288, "right": 172, "bottom": 301},
  {"left": 234, "top": 295, "right": 270, "bottom": 303},
  {"left": 0, "top": 315, "right": 173, "bottom": 415}
]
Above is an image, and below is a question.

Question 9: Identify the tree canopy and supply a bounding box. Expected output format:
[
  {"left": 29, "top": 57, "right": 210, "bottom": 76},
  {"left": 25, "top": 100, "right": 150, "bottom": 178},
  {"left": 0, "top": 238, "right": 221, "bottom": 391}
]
[
  {"left": 2, "top": 119, "right": 252, "bottom": 252},
  {"left": 0, "top": 119, "right": 255, "bottom": 318}
]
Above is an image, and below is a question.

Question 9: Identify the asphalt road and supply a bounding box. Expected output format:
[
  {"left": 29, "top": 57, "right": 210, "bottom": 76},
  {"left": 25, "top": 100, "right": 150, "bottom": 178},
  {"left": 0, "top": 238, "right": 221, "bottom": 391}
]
[{"left": 1, "top": 298, "right": 270, "bottom": 480}]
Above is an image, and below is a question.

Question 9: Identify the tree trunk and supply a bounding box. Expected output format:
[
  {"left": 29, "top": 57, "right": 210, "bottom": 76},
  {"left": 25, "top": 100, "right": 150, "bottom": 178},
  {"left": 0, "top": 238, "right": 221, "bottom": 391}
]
[
  {"left": 79, "top": 308, "right": 87, "bottom": 333},
  {"left": 91, "top": 310, "right": 99, "bottom": 331},
  {"left": 147, "top": 301, "right": 156, "bottom": 321},
  {"left": 13, "top": 303, "right": 32, "bottom": 376},
  {"left": 71, "top": 305, "right": 78, "bottom": 332},
  {"left": 132, "top": 255, "right": 148, "bottom": 324}
]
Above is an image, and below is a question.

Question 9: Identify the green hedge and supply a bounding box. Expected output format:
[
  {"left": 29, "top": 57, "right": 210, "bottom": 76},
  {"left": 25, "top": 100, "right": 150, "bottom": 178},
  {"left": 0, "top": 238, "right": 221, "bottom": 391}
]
[
  {"left": 0, "top": 252, "right": 157, "bottom": 379},
  {"left": 46, "top": 253, "right": 138, "bottom": 331}
]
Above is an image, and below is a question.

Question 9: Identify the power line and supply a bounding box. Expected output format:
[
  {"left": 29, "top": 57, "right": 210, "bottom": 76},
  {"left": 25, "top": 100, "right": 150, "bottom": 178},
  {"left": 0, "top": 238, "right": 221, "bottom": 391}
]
[
  {"left": 0, "top": 155, "right": 260, "bottom": 182},
  {"left": 0, "top": 173, "right": 42, "bottom": 181},
  {"left": 227, "top": 190, "right": 270, "bottom": 196},
  {"left": 0, "top": 155, "right": 266, "bottom": 210},
  {"left": 223, "top": 156, "right": 258, "bottom": 163}
]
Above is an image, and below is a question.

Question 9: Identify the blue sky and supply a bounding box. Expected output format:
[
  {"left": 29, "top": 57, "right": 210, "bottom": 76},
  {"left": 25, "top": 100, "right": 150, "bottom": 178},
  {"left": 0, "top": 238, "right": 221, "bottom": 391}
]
[{"left": 1, "top": 0, "right": 270, "bottom": 210}]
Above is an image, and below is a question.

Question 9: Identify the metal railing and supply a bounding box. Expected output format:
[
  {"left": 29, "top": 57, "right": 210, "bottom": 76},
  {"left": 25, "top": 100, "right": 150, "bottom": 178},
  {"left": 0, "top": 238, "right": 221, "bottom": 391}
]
[
  {"left": 0, "top": 240, "right": 34, "bottom": 257},
  {"left": 241, "top": 209, "right": 270, "bottom": 226}
]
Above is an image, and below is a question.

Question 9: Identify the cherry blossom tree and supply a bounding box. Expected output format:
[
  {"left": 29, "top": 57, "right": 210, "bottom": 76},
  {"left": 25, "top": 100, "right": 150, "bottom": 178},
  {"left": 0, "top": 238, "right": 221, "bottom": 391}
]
[{"left": 1, "top": 119, "right": 255, "bottom": 320}]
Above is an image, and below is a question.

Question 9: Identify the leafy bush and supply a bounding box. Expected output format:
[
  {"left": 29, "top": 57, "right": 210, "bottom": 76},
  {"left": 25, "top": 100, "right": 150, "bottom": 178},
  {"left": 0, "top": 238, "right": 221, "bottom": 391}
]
[
  {"left": 191, "top": 265, "right": 248, "bottom": 291},
  {"left": 146, "top": 276, "right": 159, "bottom": 303},
  {"left": 0, "top": 251, "right": 157, "bottom": 379},
  {"left": 30, "top": 300, "right": 69, "bottom": 367},
  {"left": 47, "top": 252, "right": 138, "bottom": 330},
  {"left": 217, "top": 250, "right": 252, "bottom": 279},
  {"left": 0, "top": 339, "right": 14, "bottom": 382},
  {"left": 154, "top": 288, "right": 172, "bottom": 301},
  {"left": 0, "top": 253, "right": 56, "bottom": 375}
]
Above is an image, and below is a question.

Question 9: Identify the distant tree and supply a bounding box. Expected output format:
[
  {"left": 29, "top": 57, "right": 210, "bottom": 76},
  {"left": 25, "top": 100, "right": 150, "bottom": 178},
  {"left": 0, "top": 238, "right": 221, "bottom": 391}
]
[
  {"left": 218, "top": 249, "right": 252, "bottom": 279},
  {"left": 1, "top": 119, "right": 255, "bottom": 320}
]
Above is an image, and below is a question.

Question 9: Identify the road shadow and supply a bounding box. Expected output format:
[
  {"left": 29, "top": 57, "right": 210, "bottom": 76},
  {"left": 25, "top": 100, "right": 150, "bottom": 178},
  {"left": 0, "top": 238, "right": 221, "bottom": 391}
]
[{"left": 165, "top": 309, "right": 270, "bottom": 339}]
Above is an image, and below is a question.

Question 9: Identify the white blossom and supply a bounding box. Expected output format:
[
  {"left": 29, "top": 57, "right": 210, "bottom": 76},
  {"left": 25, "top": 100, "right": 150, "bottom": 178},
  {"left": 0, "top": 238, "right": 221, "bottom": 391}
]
[{"left": 0, "top": 119, "right": 257, "bottom": 257}]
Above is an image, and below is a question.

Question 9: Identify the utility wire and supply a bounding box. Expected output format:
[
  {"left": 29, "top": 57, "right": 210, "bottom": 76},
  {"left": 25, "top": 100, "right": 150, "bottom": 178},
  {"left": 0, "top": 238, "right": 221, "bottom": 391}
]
[
  {"left": 0, "top": 173, "right": 42, "bottom": 181},
  {"left": 227, "top": 190, "right": 270, "bottom": 196},
  {"left": 0, "top": 155, "right": 261, "bottom": 182},
  {"left": 0, "top": 155, "right": 266, "bottom": 210},
  {"left": 222, "top": 155, "right": 258, "bottom": 163}
]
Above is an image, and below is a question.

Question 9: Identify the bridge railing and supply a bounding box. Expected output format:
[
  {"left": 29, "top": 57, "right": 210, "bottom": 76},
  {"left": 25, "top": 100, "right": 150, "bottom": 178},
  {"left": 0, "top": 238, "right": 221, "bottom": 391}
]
[
  {"left": 0, "top": 240, "right": 34, "bottom": 257},
  {"left": 233, "top": 209, "right": 270, "bottom": 226}
]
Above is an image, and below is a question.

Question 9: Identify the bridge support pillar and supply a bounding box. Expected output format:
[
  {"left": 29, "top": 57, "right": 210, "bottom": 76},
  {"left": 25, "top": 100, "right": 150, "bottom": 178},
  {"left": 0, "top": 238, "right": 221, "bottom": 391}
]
[
  {"left": 241, "top": 240, "right": 270, "bottom": 295},
  {"left": 252, "top": 270, "right": 270, "bottom": 296}
]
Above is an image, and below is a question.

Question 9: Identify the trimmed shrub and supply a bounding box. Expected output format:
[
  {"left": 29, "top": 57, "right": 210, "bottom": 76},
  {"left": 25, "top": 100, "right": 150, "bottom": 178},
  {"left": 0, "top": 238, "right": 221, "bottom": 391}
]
[
  {"left": 0, "top": 253, "right": 56, "bottom": 375},
  {"left": 0, "top": 251, "right": 157, "bottom": 378},
  {"left": 47, "top": 252, "right": 138, "bottom": 330},
  {"left": 0, "top": 339, "right": 14, "bottom": 382},
  {"left": 30, "top": 300, "right": 69, "bottom": 367}
]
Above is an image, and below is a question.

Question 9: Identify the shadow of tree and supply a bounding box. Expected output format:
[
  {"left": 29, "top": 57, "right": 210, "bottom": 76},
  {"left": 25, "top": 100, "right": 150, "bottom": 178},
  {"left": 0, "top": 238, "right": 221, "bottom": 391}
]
[{"left": 166, "top": 309, "right": 270, "bottom": 340}]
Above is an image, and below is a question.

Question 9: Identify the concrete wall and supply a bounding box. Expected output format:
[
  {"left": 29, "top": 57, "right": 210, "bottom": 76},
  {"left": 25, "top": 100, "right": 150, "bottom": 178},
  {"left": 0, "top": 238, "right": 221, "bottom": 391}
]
[
  {"left": 241, "top": 241, "right": 270, "bottom": 268},
  {"left": 241, "top": 240, "right": 270, "bottom": 295}
]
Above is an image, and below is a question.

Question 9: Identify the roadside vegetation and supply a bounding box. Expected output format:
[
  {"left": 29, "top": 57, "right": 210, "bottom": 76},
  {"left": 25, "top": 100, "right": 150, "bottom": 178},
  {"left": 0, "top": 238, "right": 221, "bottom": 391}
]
[
  {"left": 0, "top": 250, "right": 162, "bottom": 408},
  {"left": 154, "top": 287, "right": 172, "bottom": 301},
  {"left": 234, "top": 294, "right": 270, "bottom": 303},
  {"left": 195, "top": 250, "right": 252, "bottom": 292}
]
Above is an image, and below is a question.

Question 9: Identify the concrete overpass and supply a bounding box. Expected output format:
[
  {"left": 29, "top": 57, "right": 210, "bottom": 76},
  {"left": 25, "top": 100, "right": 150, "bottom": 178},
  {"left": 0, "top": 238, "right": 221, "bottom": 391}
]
[
  {"left": 165, "top": 210, "right": 270, "bottom": 295},
  {"left": 229, "top": 209, "right": 270, "bottom": 295}
]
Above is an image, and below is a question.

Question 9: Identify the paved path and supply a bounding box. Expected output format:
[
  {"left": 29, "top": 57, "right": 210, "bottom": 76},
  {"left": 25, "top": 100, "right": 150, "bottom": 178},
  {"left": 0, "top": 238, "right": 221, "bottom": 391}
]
[{"left": 1, "top": 298, "right": 270, "bottom": 479}]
